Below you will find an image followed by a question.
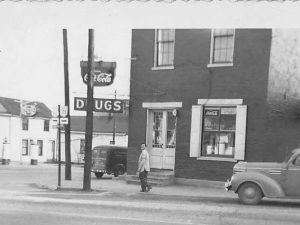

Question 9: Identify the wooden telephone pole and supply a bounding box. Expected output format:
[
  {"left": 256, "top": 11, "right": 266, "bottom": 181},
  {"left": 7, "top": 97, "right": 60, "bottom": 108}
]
[
  {"left": 83, "top": 29, "right": 94, "bottom": 191},
  {"left": 63, "top": 29, "right": 71, "bottom": 180}
]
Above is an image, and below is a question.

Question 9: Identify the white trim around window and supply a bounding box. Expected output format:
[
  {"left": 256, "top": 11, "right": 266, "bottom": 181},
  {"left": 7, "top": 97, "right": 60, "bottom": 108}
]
[
  {"left": 151, "top": 66, "right": 175, "bottom": 71},
  {"left": 190, "top": 99, "right": 247, "bottom": 162},
  {"left": 153, "top": 29, "right": 175, "bottom": 69},
  {"left": 197, "top": 99, "right": 243, "bottom": 106},
  {"left": 142, "top": 102, "right": 182, "bottom": 109},
  {"left": 208, "top": 29, "right": 235, "bottom": 68}
]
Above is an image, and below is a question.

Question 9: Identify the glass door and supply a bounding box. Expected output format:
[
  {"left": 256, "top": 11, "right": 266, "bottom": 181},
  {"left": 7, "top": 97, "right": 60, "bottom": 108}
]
[{"left": 149, "top": 110, "right": 176, "bottom": 170}]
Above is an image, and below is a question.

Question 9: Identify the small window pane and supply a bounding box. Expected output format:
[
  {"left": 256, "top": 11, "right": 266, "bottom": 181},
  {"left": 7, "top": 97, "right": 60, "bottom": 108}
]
[
  {"left": 156, "top": 29, "right": 175, "bottom": 67},
  {"left": 22, "top": 140, "right": 28, "bottom": 155},
  {"left": 22, "top": 118, "right": 29, "bottom": 131},
  {"left": 212, "top": 29, "right": 234, "bottom": 64},
  {"left": 152, "top": 111, "right": 163, "bottom": 148},
  {"left": 44, "top": 120, "right": 50, "bottom": 132},
  {"left": 37, "top": 140, "right": 43, "bottom": 156},
  {"left": 166, "top": 111, "right": 176, "bottom": 148}
]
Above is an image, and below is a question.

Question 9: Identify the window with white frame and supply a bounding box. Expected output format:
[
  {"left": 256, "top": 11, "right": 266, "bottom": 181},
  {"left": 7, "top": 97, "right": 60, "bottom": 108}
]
[
  {"left": 210, "top": 29, "right": 235, "bottom": 65},
  {"left": 154, "top": 29, "right": 175, "bottom": 67},
  {"left": 22, "top": 139, "right": 29, "bottom": 155},
  {"left": 37, "top": 140, "right": 43, "bottom": 156},
  {"left": 202, "top": 107, "right": 236, "bottom": 157},
  {"left": 190, "top": 100, "right": 247, "bottom": 161},
  {"left": 44, "top": 120, "right": 50, "bottom": 132},
  {"left": 22, "top": 117, "right": 29, "bottom": 131}
]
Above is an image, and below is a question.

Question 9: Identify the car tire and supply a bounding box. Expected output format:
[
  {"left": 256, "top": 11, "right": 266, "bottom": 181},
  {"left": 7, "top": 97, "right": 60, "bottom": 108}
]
[
  {"left": 113, "top": 165, "right": 125, "bottom": 177},
  {"left": 95, "top": 172, "right": 104, "bottom": 178},
  {"left": 238, "top": 182, "right": 263, "bottom": 205}
]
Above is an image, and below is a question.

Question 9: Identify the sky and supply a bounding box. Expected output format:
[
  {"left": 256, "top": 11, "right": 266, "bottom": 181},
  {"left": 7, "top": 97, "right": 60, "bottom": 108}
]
[{"left": 1, "top": 1, "right": 300, "bottom": 115}]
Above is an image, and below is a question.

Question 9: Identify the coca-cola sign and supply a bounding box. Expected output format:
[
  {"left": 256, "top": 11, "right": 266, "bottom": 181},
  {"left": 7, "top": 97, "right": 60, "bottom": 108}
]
[
  {"left": 21, "top": 102, "right": 37, "bottom": 117},
  {"left": 80, "top": 61, "right": 116, "bottom": 86}
]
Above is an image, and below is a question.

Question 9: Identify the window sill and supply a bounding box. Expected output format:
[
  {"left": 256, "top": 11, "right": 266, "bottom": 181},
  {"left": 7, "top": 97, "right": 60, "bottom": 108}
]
[
  {"left": 207, "top": 63, "right": 233, "bottom": 68},
  {"left": 151, "top": 66, "right": 174, "bottom": 71},
  {"left": 197, "top": 156, "right": 237, "bottom": 162}
]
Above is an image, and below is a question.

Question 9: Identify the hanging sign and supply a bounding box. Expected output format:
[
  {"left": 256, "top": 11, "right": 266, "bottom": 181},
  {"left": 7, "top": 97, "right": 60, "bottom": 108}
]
[
  {"left": 21, "top": 101, "right": 37, "bottom": 117},
  {"left": 80, "top": 61, "right": 116, "bottom": 87},
  {"left": 74, "top": 97, "right": 123, "bottom": 113}
]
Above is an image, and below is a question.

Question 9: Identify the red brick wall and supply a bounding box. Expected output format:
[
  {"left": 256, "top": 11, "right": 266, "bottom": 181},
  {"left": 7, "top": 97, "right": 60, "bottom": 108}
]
[{"left": 128, "top": 29, "right": 272, "bottom": 181}]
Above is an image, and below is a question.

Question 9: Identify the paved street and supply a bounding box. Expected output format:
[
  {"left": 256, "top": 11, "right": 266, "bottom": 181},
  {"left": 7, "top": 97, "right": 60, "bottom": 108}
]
[{"left": 1, "top": 163, "right": 300, "bottom": 225}]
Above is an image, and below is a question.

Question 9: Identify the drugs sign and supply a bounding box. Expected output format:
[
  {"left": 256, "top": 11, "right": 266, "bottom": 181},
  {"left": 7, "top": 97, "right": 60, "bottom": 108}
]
[
  {"left": 74, "top": 97, "right": 123, "bottom": 113},
  {"left": 80, "top": 61, "right": 116, "bottom": 87}
]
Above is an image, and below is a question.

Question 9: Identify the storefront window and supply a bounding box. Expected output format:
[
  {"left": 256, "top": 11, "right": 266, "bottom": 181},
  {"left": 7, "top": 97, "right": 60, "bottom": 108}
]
[{"left": 202, "top": 107, "right": 236, "bottom": 157}]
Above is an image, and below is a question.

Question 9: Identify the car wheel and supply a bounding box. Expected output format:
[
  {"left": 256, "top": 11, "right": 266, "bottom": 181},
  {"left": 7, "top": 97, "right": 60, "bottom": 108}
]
[
  {"left": 238, "top": 182, "right": 263, "bottom": 205},
  {"left": 95, "top": 172, "right": 104, "bottom": 178},
  {"left": 114, "top": 165, "right": 125, "bottom": 177}
]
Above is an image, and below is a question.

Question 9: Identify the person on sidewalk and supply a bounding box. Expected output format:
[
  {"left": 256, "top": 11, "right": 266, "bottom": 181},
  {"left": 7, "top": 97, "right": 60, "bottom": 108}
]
[{"left": 138, "top": 144, "right": 152, "bottom": 192}]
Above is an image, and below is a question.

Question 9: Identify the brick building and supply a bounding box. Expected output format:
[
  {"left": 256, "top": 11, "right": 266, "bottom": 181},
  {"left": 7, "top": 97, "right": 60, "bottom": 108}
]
[{"left": 127, "top": 29, "right": 300, "bottom": 181}]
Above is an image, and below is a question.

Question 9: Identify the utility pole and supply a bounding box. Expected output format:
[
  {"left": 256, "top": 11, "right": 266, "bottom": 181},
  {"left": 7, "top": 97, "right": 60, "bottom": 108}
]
[
  {"left": 112, "top": 90, "right": 116, "bottom": 145},
  {"left": 83, "top": 29, "right": 94, "bottom": 191},
  {"left": 58, "top": 105, "right": 61, "bottom": 189},
  {"left": 63, "top": 29, "right": 71, "bottom": 180}
]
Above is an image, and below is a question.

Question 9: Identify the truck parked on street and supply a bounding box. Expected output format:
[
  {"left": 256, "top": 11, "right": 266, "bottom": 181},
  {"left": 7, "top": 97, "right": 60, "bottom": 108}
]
[{"left": 91, "top": 145, "right": 127, "bottom": 178}]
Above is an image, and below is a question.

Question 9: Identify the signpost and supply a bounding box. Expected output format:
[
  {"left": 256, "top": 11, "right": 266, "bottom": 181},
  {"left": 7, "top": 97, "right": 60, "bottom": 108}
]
[{"left": 51, "top": 105, "right": 68, "bottom": 189}]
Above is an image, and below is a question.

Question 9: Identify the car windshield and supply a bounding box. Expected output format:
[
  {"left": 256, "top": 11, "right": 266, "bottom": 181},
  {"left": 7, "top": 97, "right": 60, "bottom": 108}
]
[{"left": 92, "top": 148, "right": 108, "bottom": 158}]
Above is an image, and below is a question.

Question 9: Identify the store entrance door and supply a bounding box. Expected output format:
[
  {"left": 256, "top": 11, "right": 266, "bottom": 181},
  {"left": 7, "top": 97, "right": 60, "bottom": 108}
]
[{"left": 148, "top": 110, "right": 177, "bottom": 170}]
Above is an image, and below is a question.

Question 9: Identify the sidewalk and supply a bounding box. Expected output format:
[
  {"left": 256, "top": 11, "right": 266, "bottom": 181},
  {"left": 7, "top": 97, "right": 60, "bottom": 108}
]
[
  {"left": 1, "top": 162, "right": 234, "bottom": 199},
  {"left": 33, "top": 166, "right": 234, "bottom": 200}
]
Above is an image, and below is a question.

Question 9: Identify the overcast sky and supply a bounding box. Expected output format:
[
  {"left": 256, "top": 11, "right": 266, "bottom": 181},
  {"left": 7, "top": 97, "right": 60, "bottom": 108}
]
[{"left": 1, "top": 1, "right": 300, "bottom": 114}]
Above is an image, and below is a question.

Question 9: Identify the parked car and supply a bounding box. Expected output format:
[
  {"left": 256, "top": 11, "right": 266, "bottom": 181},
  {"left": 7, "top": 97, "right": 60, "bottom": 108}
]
[
  {"left": 91, "top": 145, "right": 127, "bottom": 178},
  {"left": 225, "top": 148, "right": 300, "bottom": 205}
]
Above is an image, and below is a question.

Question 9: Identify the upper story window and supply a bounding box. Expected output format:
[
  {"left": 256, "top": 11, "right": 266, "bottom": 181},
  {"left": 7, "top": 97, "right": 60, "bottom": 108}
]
[
  {"left": 154, "top": 29, "right": 175, "bottom": 69},
  {"left": 44, "top": 120, "right": 50, "bottom": 132},
  {"left": 22, "top": 117, "right": 29, "bottom": 131},
  {"left": 209, "top": 29, "right": 235, "bottom": 67}
]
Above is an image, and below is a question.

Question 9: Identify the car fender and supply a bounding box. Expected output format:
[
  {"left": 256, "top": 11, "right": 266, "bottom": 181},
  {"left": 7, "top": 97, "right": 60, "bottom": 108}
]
[{"left": 231, "top": 172, "right": 285, "bottom": 198}]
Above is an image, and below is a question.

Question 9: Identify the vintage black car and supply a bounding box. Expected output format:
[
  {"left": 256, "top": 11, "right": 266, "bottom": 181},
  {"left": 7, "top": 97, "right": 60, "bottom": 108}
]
[{"left": 91, "top": 145, "right": 127, "bottom": 178}]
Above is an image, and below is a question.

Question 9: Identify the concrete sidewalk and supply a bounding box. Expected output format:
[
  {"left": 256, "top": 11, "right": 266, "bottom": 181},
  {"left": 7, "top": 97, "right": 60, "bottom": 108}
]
[
  {"left": 2, "top": 162, "right": 234, "bottom": 199},
  {"left": 37, "top": 167, "right": 233, "bottom": 199}
]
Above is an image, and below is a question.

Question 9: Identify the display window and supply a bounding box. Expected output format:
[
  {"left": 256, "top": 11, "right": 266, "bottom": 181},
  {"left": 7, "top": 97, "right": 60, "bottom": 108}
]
[{"left": 202, "top": 107, "right": 236, "bottom": 157}]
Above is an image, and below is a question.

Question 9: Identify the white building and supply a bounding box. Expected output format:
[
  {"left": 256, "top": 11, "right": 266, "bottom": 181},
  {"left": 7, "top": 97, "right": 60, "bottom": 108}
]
[
  {"left": 0, "top": 97, "right": 56, "bottom": 163},
  {"left": 60, "top": 115, "right": 128, "bottom": 164}
]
